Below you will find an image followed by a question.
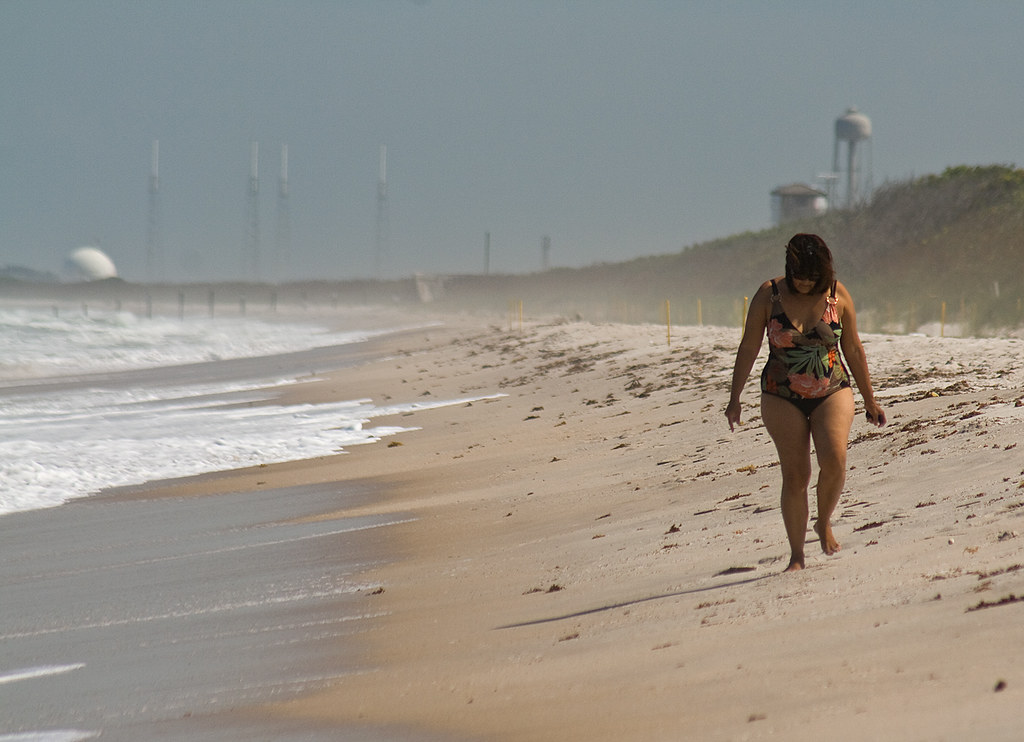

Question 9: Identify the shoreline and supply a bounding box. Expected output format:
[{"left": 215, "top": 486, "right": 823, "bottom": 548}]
[{"left": 13, "top": 315, "right": 1024, "bottom": 740}]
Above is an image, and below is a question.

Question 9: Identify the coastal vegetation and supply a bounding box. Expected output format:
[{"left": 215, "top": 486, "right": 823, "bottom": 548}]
[
  {"left": 3, "top": 165, "right": 1022, "bottom": 335},
  {"left": 437, "top": 165, "right": 1024, "bottom": 334}
]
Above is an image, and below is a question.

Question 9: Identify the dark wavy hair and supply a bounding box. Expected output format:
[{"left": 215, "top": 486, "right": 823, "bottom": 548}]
[{"left": 784, "top": 233, "right": 835, "bottom": 295}]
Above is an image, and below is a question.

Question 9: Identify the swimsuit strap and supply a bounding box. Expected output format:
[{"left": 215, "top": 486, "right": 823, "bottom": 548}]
[
  {"left": 770, "top": 279, "right": 781, "bottom": 300},
  {"left": 824, "top": 280, "right": 840, "bottom": 323}
]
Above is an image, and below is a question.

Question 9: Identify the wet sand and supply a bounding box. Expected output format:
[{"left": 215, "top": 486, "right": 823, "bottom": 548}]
[
  {"left": 0, "top": 476, "right": 424, "bottom": 740},
  {"left": 4, "top": 316, "right": 1024, "bottom": 740}
]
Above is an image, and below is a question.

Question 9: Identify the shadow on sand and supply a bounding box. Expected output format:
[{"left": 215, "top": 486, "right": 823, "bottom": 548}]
[{"left": 496, "top": 573, "right": 770, "bottom": 630}]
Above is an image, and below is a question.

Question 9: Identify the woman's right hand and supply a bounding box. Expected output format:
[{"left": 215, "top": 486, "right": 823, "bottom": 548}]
[{"left": 725, "top": 400, "right": 742, "bottom": 431}]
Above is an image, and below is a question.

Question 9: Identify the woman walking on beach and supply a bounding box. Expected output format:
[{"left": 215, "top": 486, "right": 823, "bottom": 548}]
[{"left": 725, "top": 233, "right": 885, "bottom": 572}]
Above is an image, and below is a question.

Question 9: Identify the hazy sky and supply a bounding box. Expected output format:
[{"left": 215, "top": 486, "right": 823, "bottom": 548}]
[{"left": 2, "top": 1, "right": 1022, "bottom": 283}]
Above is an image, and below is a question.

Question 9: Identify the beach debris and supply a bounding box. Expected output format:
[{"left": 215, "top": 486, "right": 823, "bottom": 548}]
[
  {"left": 747, "top": 713, "right": 767, "bottom": 722},
  {"left": 595, "top": 512, "right": 611, "bottom": 520},
  {"left": 948, "top": 537, "right": 955, "bottom": 545},
  {"left": 995, "top": 680, "right": 1008, "bottom": 692},
  {"left": 721, "top": 492, "right": 751, "bottom": 503},
  {"left": 665, "top": 524, "right": 680, "bottom": 534},
  {"left": 966, "top": 594, "right": 1024, "bottom": 612},
  {"left": 558, "top": 632, "right": 580, "bottom": 642},
  {"left": 997, "top": 530, "right": 1018, "bottom": 541},
  {"left": 854, "top": 521, "right": 886, "bottom": 532},
  {"left": 972, "top": 563, "right": 1023, "bottom": 580},
  {"left": 523, "top": 584, "right": 564, "bottom": 595},
  {"left": 736, "top": 464, "right": 757, "bottom": 474},
  {"left": 387, "top": 441, "right": 403, "bottom": 447},
  {"left": 368, "top": 587, "right": 385, "bottom": 596}
]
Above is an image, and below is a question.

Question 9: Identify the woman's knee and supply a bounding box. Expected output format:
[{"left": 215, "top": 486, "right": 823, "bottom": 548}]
[
  {"left": 815, "top": 448, "right": 848, "bottom": 475},
  {"left": 779, "top": 462, "right": 812, "bottom": 490}
]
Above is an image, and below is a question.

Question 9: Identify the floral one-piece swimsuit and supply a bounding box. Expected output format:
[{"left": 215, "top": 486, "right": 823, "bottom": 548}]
[{"left": 760, "top": 279, "right": 850, "bottom": 417}]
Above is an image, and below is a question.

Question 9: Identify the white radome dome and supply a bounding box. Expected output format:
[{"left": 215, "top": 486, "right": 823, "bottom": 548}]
[{"left": 64, "top": 247, "right": 118, "bottom": 281}]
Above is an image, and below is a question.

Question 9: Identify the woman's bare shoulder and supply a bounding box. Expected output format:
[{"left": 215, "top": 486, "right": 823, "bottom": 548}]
[{"left": 755, "top": 276, "right": 785, "bottom": 294}]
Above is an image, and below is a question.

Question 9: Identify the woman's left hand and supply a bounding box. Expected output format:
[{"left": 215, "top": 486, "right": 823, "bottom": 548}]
[{"left": 864, "top": 400, "right": 886, "bottom": 427}]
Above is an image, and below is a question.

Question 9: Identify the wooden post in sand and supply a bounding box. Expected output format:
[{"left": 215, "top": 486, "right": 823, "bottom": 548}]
[
  {"left": 509, "top": 300, "right": 523, "bottom": 333},
  {"left": 697, "top": 298, "right": 703, "bottom": 326},
  {"left": 665, "top": 300, "right": 671, "bottom": 347},
  {"left": 941, "top": 301, "right": 946, "bottom": 337}
]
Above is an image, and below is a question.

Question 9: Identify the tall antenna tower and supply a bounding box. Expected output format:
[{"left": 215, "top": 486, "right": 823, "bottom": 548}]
[
  {"left": 375, "top": 144, "right": 389, "bottom": 279},
  {"left": 146, "top": 140, "right": 161, "bottom": 282},
  {"left": 245, "top": 140, "right": 261, "bottom": 281},
  {"left": 275, "top": 143, "right": 290, "bottom": 279}
]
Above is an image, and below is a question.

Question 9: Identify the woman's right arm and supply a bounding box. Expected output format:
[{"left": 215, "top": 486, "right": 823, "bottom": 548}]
[{"left": 725, "top": 282, "right": 771, "bottom": 431}]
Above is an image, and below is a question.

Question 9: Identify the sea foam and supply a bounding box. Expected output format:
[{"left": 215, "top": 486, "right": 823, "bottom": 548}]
[{"left": 0, "top": 306, "right": 489, "bottom": 516}]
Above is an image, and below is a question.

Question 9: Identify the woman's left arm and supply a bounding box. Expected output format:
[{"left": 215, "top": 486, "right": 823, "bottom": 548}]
[{"left": 837, "top": 282, "right": 886, "bottom": 427}]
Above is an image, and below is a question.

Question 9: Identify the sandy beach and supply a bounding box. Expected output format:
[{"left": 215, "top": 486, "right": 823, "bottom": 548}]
[{"left": 10, "top": 314, "right": 1024, "bottom": 740}]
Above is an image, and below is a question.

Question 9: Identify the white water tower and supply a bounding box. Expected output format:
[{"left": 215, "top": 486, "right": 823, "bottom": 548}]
[{"left": 833, "top": 107, "right": 872, "bottom": 208}]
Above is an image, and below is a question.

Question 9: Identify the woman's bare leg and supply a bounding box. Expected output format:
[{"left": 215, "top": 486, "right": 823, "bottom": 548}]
[
  {"left": 809, "top": 388, "right": 855, "bottom": 555},
  {"left": 760, "top": 394, "right": 813, "bottom": 571}
]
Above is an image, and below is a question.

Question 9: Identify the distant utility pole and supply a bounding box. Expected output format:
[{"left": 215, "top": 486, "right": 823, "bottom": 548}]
[
  {"left": 146, "top": 140, "right": 161, "bottom": 282},
  {"left": 375, "top": 144, "right": 389, "bottom": 280},
  {"left": 244, "top": 141, "right": 261, "bottom": 282},
  {"left": 541, "top": 235, "right": 551, "bottom": 271},
  {"left": 275, "top": 143, "right": 290, "bottom": 279},
  {"left": 484, "top": 231, "right": 491, "bottom": 275}
]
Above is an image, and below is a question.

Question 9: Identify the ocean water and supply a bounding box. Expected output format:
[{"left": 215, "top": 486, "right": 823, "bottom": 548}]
[
  {"left": 0, "top": 304, "right": 483, "bottom": 739},
  {"left": 0, "top": 305, "right": 492, "bottom": 516}
]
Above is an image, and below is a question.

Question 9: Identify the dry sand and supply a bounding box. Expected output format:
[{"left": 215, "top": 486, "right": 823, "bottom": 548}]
[{"left": 120, "top": 315, "right": 1024, "bottom": 741}]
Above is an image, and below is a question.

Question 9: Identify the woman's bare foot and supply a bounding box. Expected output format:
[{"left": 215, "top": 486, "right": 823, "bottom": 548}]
[
  {"left": 813, "top": 519, "right": 840, "bottom": 555},
  {"left": 784, "top": 556, "right": 805, "bottom": 573}
]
